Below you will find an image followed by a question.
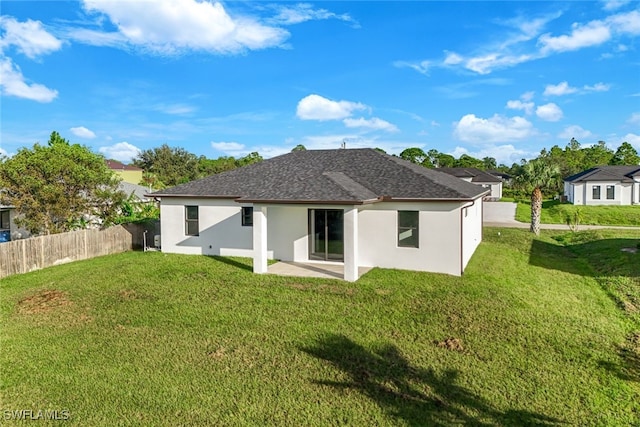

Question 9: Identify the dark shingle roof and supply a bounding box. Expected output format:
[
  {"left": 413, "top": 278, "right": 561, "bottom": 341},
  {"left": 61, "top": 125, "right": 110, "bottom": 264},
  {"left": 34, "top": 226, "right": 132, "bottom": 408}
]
[
  {"left": 437, "top": 167, "right": 502, "bottom": 183},
  {"left": 564, "top": 165, "right": 640, "bottom": 183},
  {"left": 150, "top": 149, "right": 488, "bottom": 204},
  {"left": 106, "top": 160, "right": 143, "bottom": 171}
]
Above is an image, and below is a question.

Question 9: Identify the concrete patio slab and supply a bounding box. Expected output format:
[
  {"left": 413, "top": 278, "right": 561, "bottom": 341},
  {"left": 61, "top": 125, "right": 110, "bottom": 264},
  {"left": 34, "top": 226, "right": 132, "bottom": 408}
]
[{"left": 267, "top": 261, "right": 372, "bottom": 280}]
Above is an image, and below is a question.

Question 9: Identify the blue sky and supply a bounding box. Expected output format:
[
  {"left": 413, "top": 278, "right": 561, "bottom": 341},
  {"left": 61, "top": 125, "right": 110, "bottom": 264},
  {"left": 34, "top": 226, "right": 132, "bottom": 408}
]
[{"left": 1, "top": 1, "right": 639, "bottom": 166}]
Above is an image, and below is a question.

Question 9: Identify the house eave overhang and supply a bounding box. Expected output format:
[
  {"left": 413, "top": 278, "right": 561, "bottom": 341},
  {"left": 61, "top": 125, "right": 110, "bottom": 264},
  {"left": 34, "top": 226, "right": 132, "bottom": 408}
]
[
  {"left": 144, "top": 194, "right": 242, "bottom": 199},
  {"left": 234, "top": 197, "right": 382, "bottom": 206}
]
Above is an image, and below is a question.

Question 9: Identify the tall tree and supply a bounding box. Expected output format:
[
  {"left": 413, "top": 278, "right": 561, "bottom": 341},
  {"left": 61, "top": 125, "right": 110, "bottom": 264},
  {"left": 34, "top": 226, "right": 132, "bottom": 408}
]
[
  {"left": 291, "top": 144, "right": 307, "bottom": 151},
  {"left": 517, "top": 159, "right": 561, "bottom": 235},
  {"left": 610, "top": 141, "right": 640, "bottom": 165},
  {"left": 455, "top": 154, "right": 484, "bottom": 169},
  {"left": 133, "top": 144, "right": 199, "bottom": 187},
  {"left": 399, "top": 147, "right": 428, "bottom": 165},
  {"left": 0, "top": 131, "right": 123, "bottom": 235}
]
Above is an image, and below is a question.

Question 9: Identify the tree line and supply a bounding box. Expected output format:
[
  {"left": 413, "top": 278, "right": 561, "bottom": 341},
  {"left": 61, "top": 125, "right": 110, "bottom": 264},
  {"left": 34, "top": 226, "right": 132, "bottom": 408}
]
[{"left": 0, "top": 131, "right": 637, "bottom": 236}]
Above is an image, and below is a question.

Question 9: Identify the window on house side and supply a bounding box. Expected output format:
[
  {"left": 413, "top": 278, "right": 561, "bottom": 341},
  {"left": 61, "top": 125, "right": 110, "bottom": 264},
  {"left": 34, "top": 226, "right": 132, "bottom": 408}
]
[
  {"left": 185, "top": 206, "right": 199, "bottom": 236},
  {"left": 398, "top": 211, "right": 419, "bottom": 248},
  {"left": 592, "top": 185, "right": 601, "bottom": 200},
  {"left": 606, "top": 185, "right": 615, "bottom": 200},
  {"left": 242, "top": 207, "right": 253, "bottom": 226},
  {"left": 0, "top": 210, "right": 9, "bottom": 230}
]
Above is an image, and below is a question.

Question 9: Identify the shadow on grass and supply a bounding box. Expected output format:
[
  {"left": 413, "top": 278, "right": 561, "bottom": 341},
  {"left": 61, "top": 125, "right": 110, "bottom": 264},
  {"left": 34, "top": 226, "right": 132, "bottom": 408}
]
[
  {"left": 302, "top": 334, "right": 562, "bottom": 426},
  {"left": 599, "top": 341, "right": 640, "bottom": 383},
  {"left": 528, "top": 238, "right": 640, "bottom": 278},
  {"left": 209, "top": 256, "right": 253, "bottom": 272}
]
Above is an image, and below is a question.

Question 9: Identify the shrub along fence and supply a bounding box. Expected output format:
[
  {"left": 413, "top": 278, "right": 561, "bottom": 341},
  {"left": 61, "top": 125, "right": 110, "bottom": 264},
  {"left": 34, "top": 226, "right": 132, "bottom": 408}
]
[{"left": 0, "top": 223, "right": 153, "bottom": 279}]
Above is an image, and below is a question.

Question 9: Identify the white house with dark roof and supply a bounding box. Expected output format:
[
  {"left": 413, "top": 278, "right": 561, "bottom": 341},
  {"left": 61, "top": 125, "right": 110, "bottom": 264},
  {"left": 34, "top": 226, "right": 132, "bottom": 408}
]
[
  {"left": 437, "top": 168, "right": 503, "bottom": 200},
  {"left": 150, "top": 149, "right": 489, "bottom": 281},
  {"left": 564, "top": 166, "right": 640, "bottom": 205}
]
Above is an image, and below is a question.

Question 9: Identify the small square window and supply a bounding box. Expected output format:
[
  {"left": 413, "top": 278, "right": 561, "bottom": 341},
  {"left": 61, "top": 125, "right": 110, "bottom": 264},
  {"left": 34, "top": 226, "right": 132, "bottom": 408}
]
[
  {"left": 242, "top": 207, "right": 253, "bottom": 226},
  {"left": 185, "top": 206, "right": 199, "bottom": 236},
  {"left": 398, "top": 211, "right": 419, "bottom": 248},
  {"left": 0, "top": 210, "right": 9, "bottom": 230},
  {"left": 592, "top": 185, "right": 601, "bottom": 200},
  {"left": 606, "top": 185, "right": 615, "bottom": 200}
]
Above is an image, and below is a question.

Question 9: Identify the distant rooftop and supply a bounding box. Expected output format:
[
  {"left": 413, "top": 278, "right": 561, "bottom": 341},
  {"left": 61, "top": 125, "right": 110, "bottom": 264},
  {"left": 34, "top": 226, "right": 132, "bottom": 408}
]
[{"left": 106, "top": 160, "right": 143, "bottom": 171}]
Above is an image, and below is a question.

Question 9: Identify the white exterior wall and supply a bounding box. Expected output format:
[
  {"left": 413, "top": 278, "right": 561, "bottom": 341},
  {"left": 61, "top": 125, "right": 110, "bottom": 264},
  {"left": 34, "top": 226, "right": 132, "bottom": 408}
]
[
  {"left": 461, "top": 199, "right": 483, "bottom": 270},
  {"left": 358, "top": 201, "right": 468, "bottom": 276},
  {"left": 160, "top": 198, "right": 257, "bottom": 257},
  {"left": 580, "top": 181, "right": 631, "bottom": 205},
  {"left": 634, "top": 181, "right": 640, "bottom": 205},
  {"left": 564, "top": 182, "right": 575, "bottom": 204},
  {"left": 160, "top": 198, "right": 483, "bottom": 277}
]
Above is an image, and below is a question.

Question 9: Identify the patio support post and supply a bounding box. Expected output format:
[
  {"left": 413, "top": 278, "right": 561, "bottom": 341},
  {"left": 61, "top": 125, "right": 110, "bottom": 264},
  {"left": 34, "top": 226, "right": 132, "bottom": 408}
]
[
  {"left": 343, "top": 206, "right": 359, "bottom": 282},
  {"left": 253, "top": 204, "right": 268, "bottom": 274}
]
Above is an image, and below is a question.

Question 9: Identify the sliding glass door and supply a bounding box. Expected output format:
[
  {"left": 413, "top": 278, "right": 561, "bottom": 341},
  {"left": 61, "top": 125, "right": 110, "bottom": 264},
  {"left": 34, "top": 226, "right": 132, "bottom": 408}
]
[{"left": 309, "top": 209, "right": 344, "bottom": 261}]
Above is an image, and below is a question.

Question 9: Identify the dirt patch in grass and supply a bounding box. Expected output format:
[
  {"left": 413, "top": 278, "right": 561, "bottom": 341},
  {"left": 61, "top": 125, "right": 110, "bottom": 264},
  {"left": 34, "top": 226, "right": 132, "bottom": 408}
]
[
  {"left": 435, "top": 337, "right": 464, "bottom": 352},
  {"left": 17, "top": 289, "right": 72, "bottom": 315}
]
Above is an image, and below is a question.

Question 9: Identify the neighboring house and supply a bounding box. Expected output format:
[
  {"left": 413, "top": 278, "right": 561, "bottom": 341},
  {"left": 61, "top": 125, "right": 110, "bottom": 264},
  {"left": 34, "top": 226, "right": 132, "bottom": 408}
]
[
  {"left": 437, "top": 168, "right": 502, "bottom": 200},
  {"left": 150, "top": 149, "right": 489, "bottom": 281},
  {"left": 106, "top": 160, "right": 143, "bottom": 185},
  {"left": 0, "top": 204, "right": 29, "bottom": 242},
  {"left": 487, "top": 170, "right": 513, "bottom": 186},
  {"left": 119, "top": 182, "right": 154, "bottom": 203},
  {"left": 564, "top": 165, "right": 640, "bottom": 205}
]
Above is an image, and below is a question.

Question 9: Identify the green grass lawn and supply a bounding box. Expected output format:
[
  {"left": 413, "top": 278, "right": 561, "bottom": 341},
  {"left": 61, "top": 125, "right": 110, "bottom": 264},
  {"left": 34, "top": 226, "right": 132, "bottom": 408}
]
[
  {"left": 1, "top": 228, "right": 639, "bottom": 425},
  {"left": 515, "top": 200, "right": 640, "bottom": 226}
]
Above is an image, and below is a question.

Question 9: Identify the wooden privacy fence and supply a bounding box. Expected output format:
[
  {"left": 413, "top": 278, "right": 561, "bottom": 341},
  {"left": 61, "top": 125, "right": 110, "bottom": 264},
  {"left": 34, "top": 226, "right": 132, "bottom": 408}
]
[{"left": 0, "top": 224, "right": 151, "bottom": 279}]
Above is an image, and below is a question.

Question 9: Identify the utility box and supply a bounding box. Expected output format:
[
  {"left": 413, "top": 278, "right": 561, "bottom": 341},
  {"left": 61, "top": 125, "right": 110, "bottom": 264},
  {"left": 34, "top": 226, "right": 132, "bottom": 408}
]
[{"left": 154, "top": 235, "right": 161, "bottom": 249}]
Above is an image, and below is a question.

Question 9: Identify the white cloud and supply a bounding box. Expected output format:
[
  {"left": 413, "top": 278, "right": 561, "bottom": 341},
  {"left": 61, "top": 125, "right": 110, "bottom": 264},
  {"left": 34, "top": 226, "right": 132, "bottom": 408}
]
[
  {"left": 449, "top": 144, "right": 533, "bottom": 166},
  {"left": 506, "top": 100, "right": 535, "bottom": 115},
  {"left": 393, "top": 60, "right": 430, "bottom": 75},
  {"left": 70, "top": 126, "right": 96, "bottom": 139},
  {"left": 0, "top": 147, "right": 8, "bottom": 157},
  {"left": 268, "top": 4, "right": 357, "bottom": 26},
  {"left": 536, "top": 103, "right": 563, "bottom": 121},
  {"left": 78, "top": 0, "right": 289, "bottom": 55},
  {"left": 99, "top": 142, "right": 141, "bottom": 162},
  {"left": 443, "top": 52, "right": 463, "bottom": 65},
  {"left": 521, "top": 91, "right": 535, "bottom": 101},
  {"left": 627, "top": 112, "right": 640, "bottom": 125},
  {"left": 296, "top": 94, "right": 366, "bottom": 121},
  {"left": 0, "top": 16, "right": 63, "bottom": 59},
  {"left": 539, "top": 21, "right": 611, "bottom": 53},
  {"left": 464, "top": 52, "right": 534, "bottom": 75},
  {"left": 584, "top": 82, "right": 611, "bottom": 92},
  {"left": 602, "top": 0, "right": 631, "bottom": 11},
  {"left": 544, "top": 81, "right": 577, "bottom": 96},
  {"left": 155, "top": 103, "right": 196, "bottom": 115},
  {"left": 0, "top": 57, "right": 58, "bottom": 102},
  {"left": 453, "top": 114, "right": 535, "bottom": 143},
  {"left": 211, "top": 141, "right": 246, "bottom": 154},
  {"left": 558, "top": 125, "right": 593, "bottom": 140},
  {"left": 607, "top": 10, "right": 640, "bottom": 35},
  {"left": 621, "top": 133, "right": 640, "bottom": 150},
  {"left": 342, "top": 117, "right": 399, "bottom": 132}
]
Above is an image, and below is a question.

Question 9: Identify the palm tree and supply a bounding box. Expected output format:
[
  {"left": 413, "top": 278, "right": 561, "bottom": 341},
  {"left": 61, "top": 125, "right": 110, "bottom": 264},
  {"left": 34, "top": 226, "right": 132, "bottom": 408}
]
[{"left": 517, "top": 159, "right": 561, "bottom": 235}]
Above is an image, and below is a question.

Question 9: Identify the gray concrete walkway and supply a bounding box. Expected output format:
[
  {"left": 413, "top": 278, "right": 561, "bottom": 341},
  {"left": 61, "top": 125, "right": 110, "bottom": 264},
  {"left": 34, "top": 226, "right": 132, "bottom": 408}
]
[{"left": 267, "top": 261, "right": 372, "bottom": 280}]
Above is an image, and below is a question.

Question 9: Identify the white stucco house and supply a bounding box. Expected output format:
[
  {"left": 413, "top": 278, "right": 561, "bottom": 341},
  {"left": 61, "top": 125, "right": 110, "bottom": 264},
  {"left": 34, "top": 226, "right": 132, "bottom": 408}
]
[
  {"left": 437, "top": 168, "right": 502, "bottom": 200},
  {"left": 564, "top": 166, "right": 640, "bottom": 205},
  {"left": 149, "top": 149, "right": 489, "bottom": 281}
]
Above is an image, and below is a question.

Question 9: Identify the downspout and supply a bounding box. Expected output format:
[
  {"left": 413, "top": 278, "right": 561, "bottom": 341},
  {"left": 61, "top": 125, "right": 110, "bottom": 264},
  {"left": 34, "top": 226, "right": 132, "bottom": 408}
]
[{"left": 459, "top": 198, "right": 477, "bottom": 276}]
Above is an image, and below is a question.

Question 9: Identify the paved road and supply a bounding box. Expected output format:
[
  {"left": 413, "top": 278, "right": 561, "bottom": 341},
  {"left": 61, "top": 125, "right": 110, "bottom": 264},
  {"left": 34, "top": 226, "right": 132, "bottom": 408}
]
[{"left": 483, "top": 201, "right": 640, "bottom": 230}]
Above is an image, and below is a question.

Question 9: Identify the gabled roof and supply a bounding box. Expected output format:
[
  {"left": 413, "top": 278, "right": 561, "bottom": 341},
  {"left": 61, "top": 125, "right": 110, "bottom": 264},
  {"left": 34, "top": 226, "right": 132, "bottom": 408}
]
[
  {"left": 437, "top": 167, "right": 502, "bottom": 184},
  {"left": 564, "top": 165, "right": 640, "bottom": 183},
  {"left": 106, "top": 160, "right": 143, "bottom": 171},
  {"left": 119, "top": 182, "right": 153, "bottom": 201},
  {"left": 150, "top": 149, "right": 488, "bottom": 204}
]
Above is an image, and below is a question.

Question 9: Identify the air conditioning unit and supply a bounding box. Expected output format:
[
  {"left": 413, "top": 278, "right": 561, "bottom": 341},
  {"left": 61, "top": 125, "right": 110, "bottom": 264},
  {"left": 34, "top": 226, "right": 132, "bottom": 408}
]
[{"left": 154, "top": 235, "right": 161, "bottom": 248}]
